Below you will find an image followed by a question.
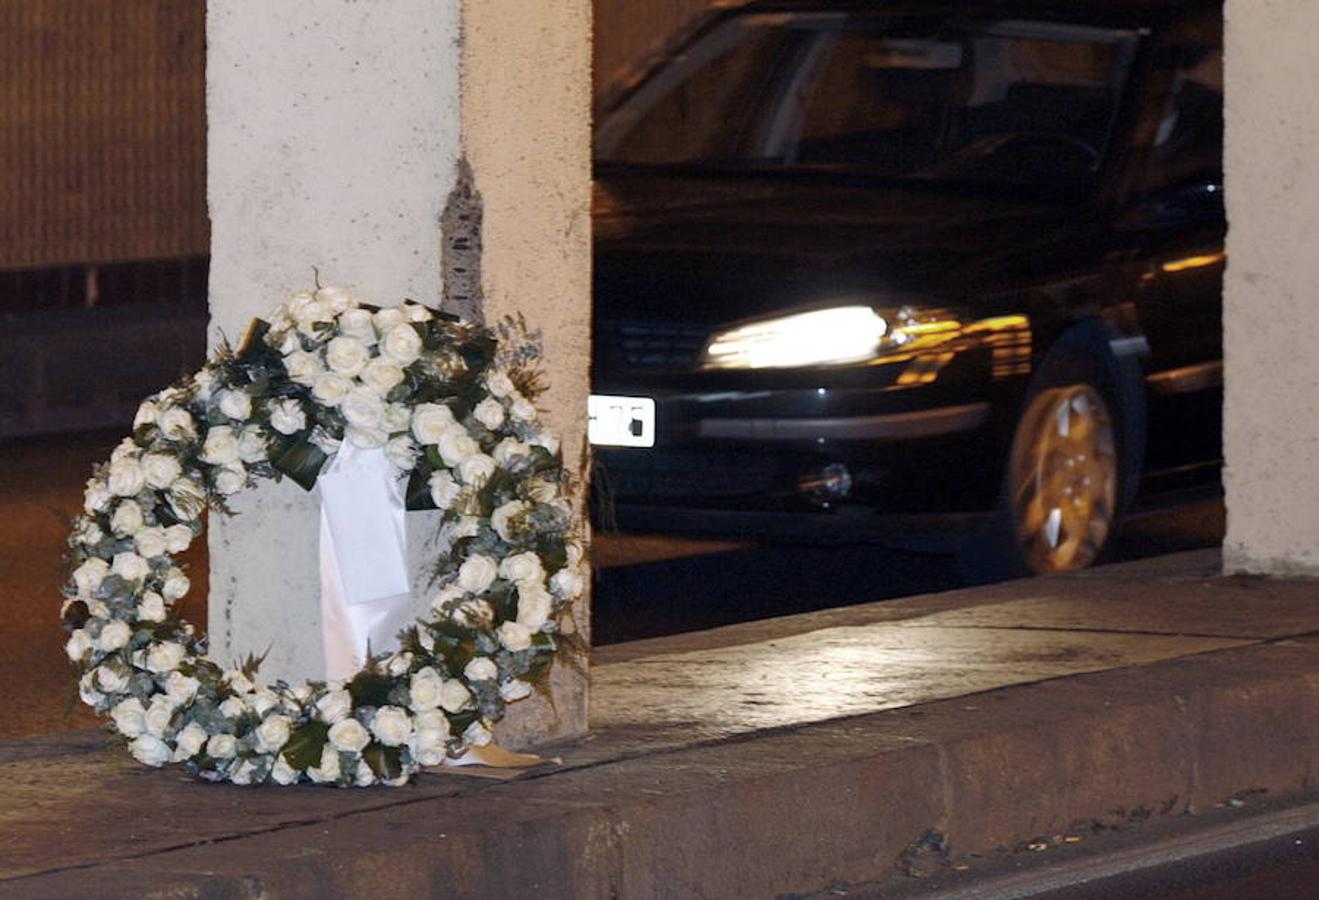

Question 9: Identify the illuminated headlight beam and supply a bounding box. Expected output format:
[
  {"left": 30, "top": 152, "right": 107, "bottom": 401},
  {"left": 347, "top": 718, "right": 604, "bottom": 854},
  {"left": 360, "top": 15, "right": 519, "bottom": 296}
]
[{"left": 700, "top": 306, "right": 889, "bottom": 370}]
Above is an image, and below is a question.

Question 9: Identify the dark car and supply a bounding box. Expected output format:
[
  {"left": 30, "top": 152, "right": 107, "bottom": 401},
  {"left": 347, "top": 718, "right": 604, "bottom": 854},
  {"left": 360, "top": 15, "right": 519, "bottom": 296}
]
[{"left": 589, "top": 0, "right": 1224, "bottom": 575}]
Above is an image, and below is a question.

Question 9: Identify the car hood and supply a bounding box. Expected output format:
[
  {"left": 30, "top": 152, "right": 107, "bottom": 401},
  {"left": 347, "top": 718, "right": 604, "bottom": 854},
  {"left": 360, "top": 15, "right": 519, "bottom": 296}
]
[{"left": 594, "top": 170, "right": 1079, "bottom": 327}]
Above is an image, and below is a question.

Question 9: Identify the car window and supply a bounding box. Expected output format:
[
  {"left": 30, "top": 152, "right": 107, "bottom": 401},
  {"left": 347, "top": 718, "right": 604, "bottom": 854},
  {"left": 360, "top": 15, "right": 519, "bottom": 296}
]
[
  {"left": 783, "top": 20, "right": 1138, "bottom": 187},
  {"left": 1145, "top": 41, "right": 1223, "bottom": 191}
]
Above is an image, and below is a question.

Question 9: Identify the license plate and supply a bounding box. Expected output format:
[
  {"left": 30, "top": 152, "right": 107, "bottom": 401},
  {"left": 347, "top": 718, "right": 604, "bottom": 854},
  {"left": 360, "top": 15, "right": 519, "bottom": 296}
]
[{"left": 588, "top": 395, "right": 656, "bottom": 448}]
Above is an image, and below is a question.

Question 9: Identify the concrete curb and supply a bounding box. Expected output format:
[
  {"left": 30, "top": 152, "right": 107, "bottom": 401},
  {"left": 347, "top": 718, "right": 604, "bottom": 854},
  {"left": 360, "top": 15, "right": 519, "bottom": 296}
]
[{"left": 5, "top": 634, "right": 1318, "bottom": 898}]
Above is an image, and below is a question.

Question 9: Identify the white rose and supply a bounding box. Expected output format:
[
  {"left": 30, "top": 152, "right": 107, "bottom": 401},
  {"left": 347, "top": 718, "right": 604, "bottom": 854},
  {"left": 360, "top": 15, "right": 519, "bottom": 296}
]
[
  {"left": 371, "top": 706, "right": 413, "bottom": 747},
  {"left": 162, "top": 569, "right": 190, "bottom": 601},
  {"left": 112, "top": 552, "right": 151, "bottom": 583},
  {"left": 146, "top": 641, "right": 186, "bottom": 673},
  {"left": 207, "top": 733, "right": 237, "bottom": 759},
  {"left": 429, "top": 583, "right": 466, "bottom": 616},
  {"left": 409, "top": 667, "right": 444, "bottom": 711},
  {"left": 108, "top": 457, "right": 146, "bottom": 497},
  {"left": 237, "top": 426, "right": 269, "bottom": 463},
  {"left": 328, "top": 718, "right": 371, "bottom": 753},
  {"left": 65, "top": 628, "right": 93, "bottom": 662},
  {"left": 315, "top": 285, "right": 355, "bottom": 313},
  {"left": 130, "top": 734, "right": 171, "bottom": 767},
  {"left": 510, "top": 396, "right": 537, "bottom": 423},
  {"left": 271, "top": 755, "right": 300, "bottom": 785},
  {"left": 385, "top": 652, "right": 414, "bottom": 678},
  {"left": 219, "top": 697, "right": 246, "bottom": 718},
  {"left": 500, "top": 680, "right": 533, "bottom": 702},
  {"left": 462, "top": 719, "right": 493, "bottom": 747},
  {"left": 284, "top": 290, "right": 314, "bottom": 319},
  {"left": 341, "top": 386, "right": 385, "bottom": 430},
  {"left": 380, "top": 323, "right": 422, "bottom": 365},
  {"left": 551, "top": 568, "right": 585, "bottom": 600},
  {"left": 458, "top": 453, "right": 495, "bottom": 487},
  {"left": 192, "top": 369, "right": 217, "bottom": 401},
  {"left": 491, "top": 500, "right": 529, "bottom": 542},
  {"left": 325, "top": 336, "right": 370, "bottom": 377},
  {"left": 384, "top": 435, "right": 417, "bottom": 470},
  {"left": 526, "top": 478, "right": 558, "bottom": 503},
  {"left": 457, "top": 555, "right": 498, "bottom": 594},
  {"left": 473, "top": 397, "right": 506, "bottom": 430},
  {"left": 411, "top": 403, "right": 455, "bottom": 444},
  {"left": 78, "top": 671, "right": 102, "bottom": 706},
  {"left": 447, "top": 516, "right": 481, "bottom": 541},
  {"left": 345, "top": 425, "right": 387, "bottom": 449},
  {"left": 97, "top": 619, "right": 132, "bottom": 652},
  {"left": 493, "top": 438, "right": 530, "bottom": 468},
  {"left": 268, "top": 398, "right": 308, "bottom": 435},
  {"left": 168, "top": 479, "right": 206, "bottom": 522},
  {"left": 73, "top": 557, "right": 110, "bottom": 595},
  {"left": 384, "top": 405, "right": 412, "bottom": 437},
  {"left": 141, "top": 454, "right": 182, "bottom": 490},
  {"left": 173, "top": 722, "right": 209, "bottom": 760},
  {"left": 95, "top": 664, "right": 130, "bottom": 694},
  {"left": 111, "top": 697, "right": 147, "bottom": 737},
  {"left": 428, "top": 471, "right": 462, "bottom": 510},
  {"left": 354, "top": 760, "right": 376, "bottom": 787},
  {"left": 166, "top": 671, "right": 200, "bottom": 704},
  {"left": 497, "top": 621, "right": 532, "bottom": 652},
  {"left": 134, "top": 399, "right": 161, "bottom": 429},
  {"left": 486, "top": 370, "right": 515, "bottom": 398},
  {"left": 309, "top": 428, "right": 343, "bottom": 455},
  {"left": 436, "top": 427, "right": 478, "bottom": 467},
  {"left": 516, "top": 583, "right": 553, "bottom": 630},
  {"left": 224, "top": 669, "right": 255, "bottom": 695},
  {"left": 255, "top": 714, "right": 292, "bottom": 753},
  {"left": 317, "top": 689, "right": 353, "bottom": 724},
  {"left": 111, "top": 438, "right": 140, "bottom": 465},
  {"left": 214, "top": 464, "right": 247, "bottom": 495},
  {"left": 200, "top": 426, "right": 240, "bottom": 465},
  {"left": 84, "top": 478, "right": 112, "bottom": 514},
  {"left": 307, "top": 743, "right": 341, "bottom": 784},
  {"left": 410, "top": 710, "right": 451, "bottom": 766},
  {"left": 73, "top": 518, "right": 104, "bottom": 547},
  {"left": 439, "top": 680, "right": 472, "bottom": 714},
  {"left": 218, "top": 390, "right": 252, "bottom": 421},
  {"left": 283, "top": 350, "right": 323, "bottom": 386},
  {"left": 338, "top": 308, "right": 377, "bottom": 345},
  {"left": 403, "top": 302, "right": 433, "bottom": 322},
  {"left": 295, "top": 299, "right": 332, "bottom": 335},
  {"left": 134, "top": 526, "right": 168, "bottom": 560},
  {"left": 110, "top": 499, "right": 144, "bottom": 537},
  {"left": 532, "top": 430, "right": 560, "bottom": 455},
  {"left": 499, "top": 552, "right": 544, "bottom": 584},
  {"left": 374, "top": 306, "right": 405, "bottom": 332},
  {"left": 145, "top": 695, "right": 176, "bottom": 737},
  {"left": 463, "top": 657, "right": 498, "bottom": 682},
  {"left": 137, "top": 591, "right": 167, "bottom": 622},
  {"left": 158, "top": 407, "right": 196, "bottom": 442},
  {"left": 312, "top": 371, "right": 352, "bottom": 407},
  {"left": 360, "top": 359, "right": 404, "bottom": 398},
  {"left": 253, "top": 689, "right": 281, "bottom": 716}
]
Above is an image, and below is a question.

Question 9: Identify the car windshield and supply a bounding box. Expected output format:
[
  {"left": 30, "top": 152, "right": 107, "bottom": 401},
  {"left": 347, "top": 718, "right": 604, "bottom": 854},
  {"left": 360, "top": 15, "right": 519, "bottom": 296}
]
[{"left": 596, "top": 13, "right": 1139, "bottom": 190}]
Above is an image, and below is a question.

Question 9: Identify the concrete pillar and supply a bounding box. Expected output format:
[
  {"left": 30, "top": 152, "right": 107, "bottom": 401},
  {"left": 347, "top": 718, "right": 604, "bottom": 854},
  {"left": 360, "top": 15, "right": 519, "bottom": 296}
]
[
  {"left": 206, "top": 0, "right": 591, "bottom": 746},
  {"left": 1223, "top": 0, "right": 1319, "bottom": 576}
]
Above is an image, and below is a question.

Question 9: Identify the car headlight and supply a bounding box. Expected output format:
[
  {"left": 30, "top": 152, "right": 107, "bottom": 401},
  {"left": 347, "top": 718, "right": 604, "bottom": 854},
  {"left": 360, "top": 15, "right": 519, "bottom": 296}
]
[{"left": 700, "top": 305, "right": 892, "bottom": 370}]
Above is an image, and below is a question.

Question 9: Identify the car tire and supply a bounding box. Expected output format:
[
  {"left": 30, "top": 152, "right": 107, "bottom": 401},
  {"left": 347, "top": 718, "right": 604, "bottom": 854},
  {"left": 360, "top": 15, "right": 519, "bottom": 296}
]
[{"left": 959, "top": 326, "right": 1142, "bottom": 582}]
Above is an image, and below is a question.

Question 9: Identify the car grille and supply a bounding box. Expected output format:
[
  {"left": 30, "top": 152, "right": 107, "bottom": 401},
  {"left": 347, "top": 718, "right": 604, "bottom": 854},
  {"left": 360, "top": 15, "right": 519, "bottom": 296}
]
[
  {"left": 602, "top": 320, "right": 709, "bottom": 370},
  {"left": 594, "top": 447, "right": 788, "bottom": 500}
]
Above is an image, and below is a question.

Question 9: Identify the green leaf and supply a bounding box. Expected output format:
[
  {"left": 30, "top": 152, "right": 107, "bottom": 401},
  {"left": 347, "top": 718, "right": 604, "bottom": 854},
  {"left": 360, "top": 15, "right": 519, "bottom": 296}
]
[
  {"left": 405, "top": 469, "right": 437, "bottom": 511},
  {"left": 347, "top": 669, "right": 394, "bottom": 709},
  {"left": 283, "top": 721, "right": 330, "bottom": 771},
  {"left": 270, "top": 435, "right": 328, "bottom": 492},
  {"left": 362, "top": 744, "right": 403, "bottom": 781}
]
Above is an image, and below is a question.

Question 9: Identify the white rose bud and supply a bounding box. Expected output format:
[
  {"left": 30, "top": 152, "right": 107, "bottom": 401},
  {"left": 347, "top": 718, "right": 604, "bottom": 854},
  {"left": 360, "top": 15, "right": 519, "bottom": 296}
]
[
  {"left": 237, "top": 425, "right": 269, "bottom": 463},
  {"left": 439, "top": 680, "right": 472, "bottom": 714},
  {"left": 137, "top": 591, "right": 167, "bottom": 622},
  {"left": 167, "top": 478, "right": 206, "bottom": 522},
  {"left": 307, "top": 743, "right": 341, "bottom": 784},
  {"left": 200, "top": 426, "right": 240, "bottom": 466},
  {"left": 385, "top": 652, "right": 414, "bottom": 678},
  {"left": 374, "top": 306, "right": 405, "bottom": 333},
  {"left": 192, "top": 369, "right": 217, "bottom": 401},
  {"left": 380, "top": 322, "right": 422, "bottom": 365},
  {"left": 457, "top": 555, "right": 498, "bottom": 594},
  {"left": 72, "top": 557, "right": 110, "bottom": 595},
  {"left": 403, "top": 302, "right": 433, "bottom": 322},
  {"left": 166, "top": 671, "right": 200, "bottom": 704},
  {"left": 271, "top": 755, "right": 300, "bottom": 785},
  {"left": 158, "top": 407, "right": 196, "bottom": 442},
  {"left": 485, "top": 370, "right": 515, "bottom": 398},
  {"left": 145, "top": 695, "right": 176, "bottom": 737},
  {"left": 491, "top": 500, "right": 529, "bottom": 543},
  {"left": 130, "top": 734, "right": 172, "bottom": 767},
  {"left": 497, "top": 621, "right": 533, "bottom": 652},
  {"left": 499, "top": 551, "right": 544, "bottom": 584},
  {"left": 255, "top": 714, "right": 292, "bottom": 753},
  {"left": 219, "top": 697, "right": 246, "bottom": 718},
  {"left": 325, "top": 336, "right": 370, "bottom": 377},
  {"left": 492, "top": 438, "right": 530, "bottom": 468},
  {"left": 268, "top": 398, "right": 308, "bottom": 435},
  {"left": 84, "top": 478, "right": 112, "bottom": 514},
  {"left": 283, "top": 350, "right": 323, "bottom": 386},
  {"left": 111, "top": 697, "right": 147, "bottom": 737},
  {"left": 411, "top": 403, "right": 455, "bottom": 444},
  {"left": 338, "top": 308, "right": 378, "bottom": 345},
  {"left": 162, "top": 570, "right": 191, "bottom": 601},
  {"left": 95, "top": 664, "right": 130, "bottom": 694},
  {"left": 108, "top": 457, "right": 146, "bottom": 497},
  {"left": 316, "top": 285, "right": 355, "bottom": 313},
  {"left": 214, "top": 464, "right": 247, "bottom": 495},
  {"left": 409, "top": 667, "right": 444, "bottom": 711},
  {"left": 134, "top": 399, "right": 161, "bottom": 429},
  {"left": 428, "top": 471, "right": 462, "bottom": 510},
  {"left": 97, "top": 619, "right": 131, "bottom": 652},
  {"left": 146, "top": 641, "right": 187, "bottom": 673},
  {"left": 410, "top": 709, "right": 451, "bottom": 766},
  {"left": 463, "top": 657, "right": 498, "bottom": 682},
  {"left": 141, "top": 453, "right": 182, "bottom": 490},
  {"left": 472, "top": 397, "right": 506, "bottom": 430},
  {"left": 462, "top": 719, "right": 493, "bottom": 747},
  {"left": 371, "top": 706, "right": 413, "bottom": 747},
  {"left": 500, "top": 680, "right": 533, "bottom": 702},
  {"left": 354, "top": 760, "right": 376, "bottom": 787},
  {"left": 218, "top": 390, "right": 253, "bottom": 421},
  {"left": 224, "top": 670, "right": 255, "bottom": 695},
  {"left": 110, "top": 499, "right": 145, "bottom": 537},
  {"left": 207, "top": 733, "right": 238, "bottom": 759},
  {"left": 436, "top": 427, "right": 478, "bottom": 467},
  {"left": 510, "top": 397, "right": 537, "bottom": 423},
  {"left": 532, "top": 430, "right": 560, "bottom": 455},
  {"left": 112, "top": 552, "right": 151, "bottom": 583},
  {"left": 551, "top": 568, "right": 585, "bottom": 600},
  {"left": 328, "top": 718, "right": 371, "bottom": 753},
  {"left": 312, "top": 371, "right": 353, "bottom": 407},
  {"left": 458, "top": 453, "right": 495, "bottom": 487},
  {"left": 134, "top": 526, "right": 168, "bottom": 560},
  {"left": 317, "top": 688, "right": 353, "bottom": 724},
  {"left": 65, "top": 628, "right": 93, "bottom": 662},
  {"left": 516, "top": 583, "right": 553, "bottom": 630},
  {"left": 173, "top": 722, "right": 209, "bottom": 760}
]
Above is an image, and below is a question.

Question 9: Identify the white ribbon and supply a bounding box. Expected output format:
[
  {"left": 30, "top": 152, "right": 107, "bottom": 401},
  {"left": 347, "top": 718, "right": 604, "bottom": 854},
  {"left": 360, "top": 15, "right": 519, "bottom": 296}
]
[{"left": 317, "top": 443, "right": 413, "bottom": 681}]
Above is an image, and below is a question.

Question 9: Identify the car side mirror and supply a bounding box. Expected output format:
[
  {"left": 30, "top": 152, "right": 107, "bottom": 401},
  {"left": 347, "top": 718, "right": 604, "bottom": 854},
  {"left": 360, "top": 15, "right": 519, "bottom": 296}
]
[{"left": 1122, "top": 179, "right": 1224, "bottom": 228}]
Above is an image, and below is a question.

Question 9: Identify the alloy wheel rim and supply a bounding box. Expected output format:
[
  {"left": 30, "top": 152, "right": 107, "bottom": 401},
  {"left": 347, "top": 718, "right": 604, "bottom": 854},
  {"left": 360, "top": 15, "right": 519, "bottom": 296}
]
[{"left": 1009, "top": 384, "right": 1117, "bottom": 573}]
